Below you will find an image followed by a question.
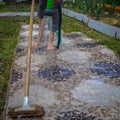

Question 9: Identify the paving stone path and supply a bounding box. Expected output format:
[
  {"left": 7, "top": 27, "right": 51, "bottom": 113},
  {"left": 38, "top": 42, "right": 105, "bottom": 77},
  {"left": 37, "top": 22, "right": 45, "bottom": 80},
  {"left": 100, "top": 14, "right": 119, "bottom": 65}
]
[{"left": 4, "top": 24, "right": 120, "bottom": 120}]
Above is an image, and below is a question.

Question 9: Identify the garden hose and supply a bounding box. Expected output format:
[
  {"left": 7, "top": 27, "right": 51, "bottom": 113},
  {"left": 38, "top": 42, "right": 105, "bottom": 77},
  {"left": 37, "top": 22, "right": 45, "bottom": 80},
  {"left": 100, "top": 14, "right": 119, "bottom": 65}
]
[{"left": 56, "top": 2, "right": 62, "bottom": 49}]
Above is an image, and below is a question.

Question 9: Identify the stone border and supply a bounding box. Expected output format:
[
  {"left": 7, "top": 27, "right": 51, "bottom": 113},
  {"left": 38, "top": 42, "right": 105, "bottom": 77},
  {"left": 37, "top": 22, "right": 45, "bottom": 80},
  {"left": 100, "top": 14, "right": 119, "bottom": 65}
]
[{"left": 62, "top": 8, "right": 120, "bottom": 39}]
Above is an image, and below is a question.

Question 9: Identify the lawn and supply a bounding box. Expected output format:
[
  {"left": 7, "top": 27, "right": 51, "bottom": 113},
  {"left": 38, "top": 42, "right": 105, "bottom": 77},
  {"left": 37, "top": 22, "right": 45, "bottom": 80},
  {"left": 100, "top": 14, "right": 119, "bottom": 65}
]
[
  {"left": 0, "top": 16, "right": 30, "bottom": 119},
  {"left": 0, "top": 2, "right": 38, "bottom": 12},
  {"left": 0, "top": 2, "right": 120, "bottom": 120}
]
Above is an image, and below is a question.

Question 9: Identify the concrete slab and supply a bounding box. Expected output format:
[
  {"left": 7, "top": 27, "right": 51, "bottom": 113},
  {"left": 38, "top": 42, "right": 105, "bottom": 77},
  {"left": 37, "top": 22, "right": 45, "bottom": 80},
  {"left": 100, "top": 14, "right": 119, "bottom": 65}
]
[{"left": 4, "top": 25, "right": 120, "bottom": 120}]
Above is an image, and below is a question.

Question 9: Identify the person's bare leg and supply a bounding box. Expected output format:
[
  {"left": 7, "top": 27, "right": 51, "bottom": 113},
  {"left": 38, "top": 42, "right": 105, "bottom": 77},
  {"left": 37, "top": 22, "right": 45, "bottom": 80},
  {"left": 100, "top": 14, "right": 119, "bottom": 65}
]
[
  {"left": 47, "top": 31, "right": 55, "bottom": 50},
  {"left": 32, "top": 18, "right": 44, "bottom": 47},
  {"left": 39, "top": 17, "right": 45, "bottom": 42}
]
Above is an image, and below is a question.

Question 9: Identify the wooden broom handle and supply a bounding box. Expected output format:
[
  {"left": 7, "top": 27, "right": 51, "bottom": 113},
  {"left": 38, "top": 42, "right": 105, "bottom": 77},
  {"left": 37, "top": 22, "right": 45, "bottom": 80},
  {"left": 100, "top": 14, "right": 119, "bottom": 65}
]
[{"left": 24, "top": 0, "right": 35, "bottom": 97}]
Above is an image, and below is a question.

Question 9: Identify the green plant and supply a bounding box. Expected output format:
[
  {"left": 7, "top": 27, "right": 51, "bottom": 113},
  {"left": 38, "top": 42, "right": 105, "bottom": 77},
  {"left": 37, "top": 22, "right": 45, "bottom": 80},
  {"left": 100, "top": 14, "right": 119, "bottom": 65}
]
[
  {"left": 63, "top": 0, "right": 120, "bottom": 19},
  {"left": 106, "top": 0, "right": 120, "bottom": 5}
]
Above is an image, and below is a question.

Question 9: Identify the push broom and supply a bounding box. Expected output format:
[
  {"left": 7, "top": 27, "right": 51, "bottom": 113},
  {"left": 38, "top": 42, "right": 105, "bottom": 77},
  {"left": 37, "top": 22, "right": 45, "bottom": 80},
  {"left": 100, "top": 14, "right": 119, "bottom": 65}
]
[{"left": 8, "top": 0, "right": 44, "bottom": 118}]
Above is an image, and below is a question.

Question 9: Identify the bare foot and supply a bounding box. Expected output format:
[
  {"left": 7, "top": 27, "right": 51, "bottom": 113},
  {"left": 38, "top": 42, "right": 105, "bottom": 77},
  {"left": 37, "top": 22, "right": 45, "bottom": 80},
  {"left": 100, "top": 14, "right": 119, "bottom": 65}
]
[
  {"left": 47, "top": 46, "right": 55, "bottom": 51},
  {"left": 32, "top": 37, "right": 44, "bottom": 47},
  {"left": 32, "top": 41, "right": 39, "bottom": 47}
]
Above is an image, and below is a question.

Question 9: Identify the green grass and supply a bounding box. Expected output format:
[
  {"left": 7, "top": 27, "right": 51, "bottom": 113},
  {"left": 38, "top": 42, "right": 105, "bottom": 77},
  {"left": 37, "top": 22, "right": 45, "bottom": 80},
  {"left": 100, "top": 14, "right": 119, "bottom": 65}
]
[
  {"left": 99, "top": 13, "right": 120, "bottom": 27},
  {"left": 0, "top": 16, "right": 32, "bottom": 119},
  {"left": 0, "top": 2, "right": 39, "bottom": 12},
  {"left": 0, "top": 3, "right": 120, "bottom": 119}
]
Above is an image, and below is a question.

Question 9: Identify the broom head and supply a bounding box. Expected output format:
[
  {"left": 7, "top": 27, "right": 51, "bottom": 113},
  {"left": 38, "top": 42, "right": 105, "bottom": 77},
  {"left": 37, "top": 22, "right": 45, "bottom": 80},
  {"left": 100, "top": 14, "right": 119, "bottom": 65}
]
[{"left": 8, "top": 105, "right": 44, "bottom": 118}]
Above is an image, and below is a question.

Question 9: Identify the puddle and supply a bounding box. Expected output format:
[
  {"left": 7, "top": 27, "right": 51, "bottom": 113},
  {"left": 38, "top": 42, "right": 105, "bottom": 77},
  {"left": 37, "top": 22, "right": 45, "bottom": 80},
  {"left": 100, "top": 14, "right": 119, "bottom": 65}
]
[
  {"left": 38, "top": 65, "right": 75, "bottom": 82},
  {"left": 72, "top": 80, "right": 120, "bottom": 106}
]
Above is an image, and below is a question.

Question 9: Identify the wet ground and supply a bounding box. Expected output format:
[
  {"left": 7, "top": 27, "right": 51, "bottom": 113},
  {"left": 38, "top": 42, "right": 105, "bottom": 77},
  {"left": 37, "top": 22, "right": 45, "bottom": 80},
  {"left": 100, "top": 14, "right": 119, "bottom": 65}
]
[{"left": 4, "top": 24, "right": 120, "bottom": 120}]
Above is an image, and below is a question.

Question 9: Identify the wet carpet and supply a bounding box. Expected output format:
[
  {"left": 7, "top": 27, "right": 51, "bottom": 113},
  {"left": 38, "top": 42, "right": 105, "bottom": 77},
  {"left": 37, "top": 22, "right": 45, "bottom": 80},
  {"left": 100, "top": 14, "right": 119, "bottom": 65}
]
[{"left": 4, "top": 25, "right": 120, "bottom": 120}]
